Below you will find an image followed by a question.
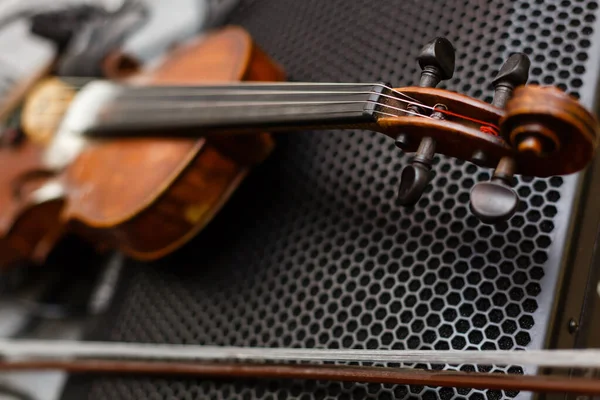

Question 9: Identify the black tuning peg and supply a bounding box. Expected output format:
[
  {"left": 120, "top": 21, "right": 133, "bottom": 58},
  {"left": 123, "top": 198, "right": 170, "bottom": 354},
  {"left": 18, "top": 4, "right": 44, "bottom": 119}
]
[
  {"left": 397, "top": 38, "right": 455, "bottom": 206},
  {"left": 397, "top": 137, "right": 435, "bottom": 206},
  {"left": 417, "top": 37, "right": 456, "bottom": 87},
  {"left": 491, "top": 53, "right": 530, "bottom": 108},
  {"left": 470, "top": 157, "right": 519, "bottom": 224}
]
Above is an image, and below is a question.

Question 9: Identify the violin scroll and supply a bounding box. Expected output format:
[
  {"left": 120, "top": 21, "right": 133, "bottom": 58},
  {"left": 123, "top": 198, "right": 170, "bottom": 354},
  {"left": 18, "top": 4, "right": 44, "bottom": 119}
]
[{"left": 501, "top": 85, "right": 596, "bottom": 166}]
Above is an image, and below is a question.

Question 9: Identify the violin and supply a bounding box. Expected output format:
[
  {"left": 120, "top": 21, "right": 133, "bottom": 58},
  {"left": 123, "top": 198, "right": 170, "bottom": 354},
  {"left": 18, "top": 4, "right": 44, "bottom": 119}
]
[{"left": 2, "top": 26, "right": 598, "bottom": 266}]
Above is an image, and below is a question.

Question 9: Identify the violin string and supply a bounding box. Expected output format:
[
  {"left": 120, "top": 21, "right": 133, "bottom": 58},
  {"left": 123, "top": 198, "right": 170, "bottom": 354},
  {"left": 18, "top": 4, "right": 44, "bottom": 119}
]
[
  {"left": 30, "top": 82, "right": 500, "bottom": 135},
  {"left": 33, "top": 99, "right": 426, "bottom": 118},
  {"left": 96, "top": 102, "right": 499, "bottom": 137},
  {"left": 28, "top": 109, "right": 416, "bottom": 126},
  {"left": 98, "top": 100, "right": 434, "bottom": 123},
  {"left": 104, "top": 92, "right": 420, "bottom": 108},
  {"left": 33, "top": 90, "right": 415, "bottom": 109},
  {"left": 50, "top": 81, "right": 424, "bottom": 106},
  {"left": 111, "top": 83, "right": 422, "bottom": 103},
  {"left": 103, "top": 99, "right": 426, "bottom": 112},
  {"left": 117, "top": 84, "right": 424, "bottom": 107},
  {"left": 372, "top": 110, "right": 406, "bottom": 118},
  {"left": 42, "top": 80, "right": 495, "bottom": 129},
  {"left": 33, "top": 95, "right": 430, "bottom": 119},
  {"left": 100, "top": 109, "right": 420, "bottom": 122},
  {"left": 101, "top": 83, "right": 499, "bottom": 132},
  {"left": 99, "top": 97, "right": 499, "bottom": 134},
  {"left": 31, "top": 97, "right": 500, "bottom": 136}
]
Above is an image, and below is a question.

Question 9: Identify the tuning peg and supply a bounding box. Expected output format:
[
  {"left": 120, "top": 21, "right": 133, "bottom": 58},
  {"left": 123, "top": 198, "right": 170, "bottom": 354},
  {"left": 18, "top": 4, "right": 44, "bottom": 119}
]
[
  {"left": 470, "top": 157, "right": 519, "bottom": 224},
  {"left": 397, "top": 137, "right": 435, "bottom": 206},
  {"left": 417, "top": 37, "right": 456, "bottom": 87},
  {"left": 397, "top": 38, "right": 455, "bottom": 206},
  {"left": 491, "top": 53, "right": 530, "bottom": 108}
]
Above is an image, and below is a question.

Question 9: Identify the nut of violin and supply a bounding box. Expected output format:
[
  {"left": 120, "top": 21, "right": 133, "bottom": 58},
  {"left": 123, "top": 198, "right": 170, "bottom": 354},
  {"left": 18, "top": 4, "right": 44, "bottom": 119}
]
[{"left": 417, "top": 37, "right": 456, "bottom": 86}]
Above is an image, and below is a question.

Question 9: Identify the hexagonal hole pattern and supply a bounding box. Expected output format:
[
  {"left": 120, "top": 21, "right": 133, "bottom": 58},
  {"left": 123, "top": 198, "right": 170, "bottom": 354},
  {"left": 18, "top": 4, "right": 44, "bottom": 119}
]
[{"left": 62, "top": 1, "right": 598, "bottom": 400}]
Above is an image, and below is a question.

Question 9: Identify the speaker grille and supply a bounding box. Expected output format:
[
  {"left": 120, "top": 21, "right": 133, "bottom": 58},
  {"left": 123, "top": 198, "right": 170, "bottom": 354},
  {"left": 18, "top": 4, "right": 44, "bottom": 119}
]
[{"left": 61, "top": 1, "right": 599, "bottom": 400}]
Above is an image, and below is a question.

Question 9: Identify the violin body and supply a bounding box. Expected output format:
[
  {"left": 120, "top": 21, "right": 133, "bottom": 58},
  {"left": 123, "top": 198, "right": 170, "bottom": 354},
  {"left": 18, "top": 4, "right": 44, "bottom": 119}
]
[
  {"left": 62, "top": 27, "right": 281, "bottom": 260},
  {"left": 0, "top": 54, "right": 58, "bottom": 265},
  {"left": 0, "top": 143, "right": 63, "bottom": 264},
  {"left": 3, "top": 27, "right": 282, "bottom": 263}
]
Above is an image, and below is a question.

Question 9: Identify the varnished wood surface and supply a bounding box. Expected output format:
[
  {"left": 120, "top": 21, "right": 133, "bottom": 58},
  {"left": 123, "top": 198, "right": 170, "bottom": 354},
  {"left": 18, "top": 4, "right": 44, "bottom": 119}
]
[
  {"left": 0, "top": 141, "right": 64, "bottom": 265},
  {"left": 380, "top": 85, "right": 599, "bottom": 177},
  {"left": 502, "top": 85, "right": 598, "bottom": 176},
  {"left": 377, "top": 116, "right": 511, "bottom": 165},
  {"left": 0, "top": 60, "right": 63, "bottom": 266},
  {"left": 90, "top": 145, "right": 248, "bottom": 260},
  {"left": 0, "top": 26, "right": 284, "bottom": 264},
  {"left": 62, "top": 26, "right": 283, "bottom": 259},
  {"left": 1, "top": 360, "right": 600, "bottom": 395}
]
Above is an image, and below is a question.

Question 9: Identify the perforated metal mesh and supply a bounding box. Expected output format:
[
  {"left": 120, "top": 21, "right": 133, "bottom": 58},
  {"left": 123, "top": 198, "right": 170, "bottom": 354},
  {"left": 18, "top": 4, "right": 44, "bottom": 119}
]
[{"left": 61, "top": 0, "right": 599, "bottom": 399}]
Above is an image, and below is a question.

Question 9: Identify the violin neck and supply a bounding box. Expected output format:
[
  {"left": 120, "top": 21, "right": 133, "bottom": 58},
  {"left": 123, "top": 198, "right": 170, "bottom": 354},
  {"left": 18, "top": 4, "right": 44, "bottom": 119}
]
[{"left": 81, "top": 82, "right": 399, "bottom": 138}]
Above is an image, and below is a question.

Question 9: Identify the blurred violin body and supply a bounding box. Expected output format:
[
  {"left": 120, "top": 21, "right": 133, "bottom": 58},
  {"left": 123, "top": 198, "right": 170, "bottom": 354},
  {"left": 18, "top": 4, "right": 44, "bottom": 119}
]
[
  {"left": 6, "top": 26, "right": 280, "bottom": 263},
  {"left": 2, "top": 26, "right": 598, "bottom": 265}
]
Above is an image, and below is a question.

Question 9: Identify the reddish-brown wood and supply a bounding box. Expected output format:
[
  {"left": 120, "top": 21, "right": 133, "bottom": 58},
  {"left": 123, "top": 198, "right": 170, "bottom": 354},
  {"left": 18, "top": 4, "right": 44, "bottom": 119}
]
[
  {"left": 0, "top": 60, "right": 59, "bottom": 266},
  {"left": 502, "top": 85, "right": 598, "bottom": 175},
  {"left": 380, "top": 85, "right": 599, "bottom": 176},
  {"left": 0, "top": 142, "right": 64, "bottom": 265},
  {"left": 61, "top": 27, "right": 283, "bottom": 260},
  {"left": 0, "top": 26, "right": 283, "bottom": 264},
  {"left": 1, "top": 359, "right": 600, "bottom": 395}
]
